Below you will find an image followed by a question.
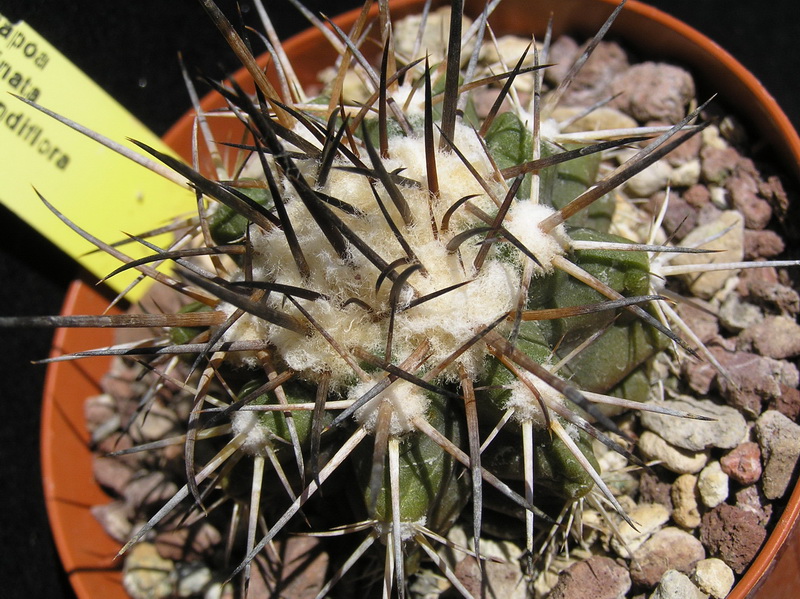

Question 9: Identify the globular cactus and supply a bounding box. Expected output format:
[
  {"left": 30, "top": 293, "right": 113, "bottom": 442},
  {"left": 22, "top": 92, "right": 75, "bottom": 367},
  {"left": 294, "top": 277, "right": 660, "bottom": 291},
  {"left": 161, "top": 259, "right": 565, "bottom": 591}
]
[{"left": 11, "top": 0, "right": 800, "bottom": 597}]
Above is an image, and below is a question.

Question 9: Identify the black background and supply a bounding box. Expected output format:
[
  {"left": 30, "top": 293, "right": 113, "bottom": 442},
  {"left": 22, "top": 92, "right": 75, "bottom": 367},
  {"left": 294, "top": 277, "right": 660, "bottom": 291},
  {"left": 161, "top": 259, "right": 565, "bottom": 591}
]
[{"left": 0, "top": 1, "right": 797, "bottom": 597}]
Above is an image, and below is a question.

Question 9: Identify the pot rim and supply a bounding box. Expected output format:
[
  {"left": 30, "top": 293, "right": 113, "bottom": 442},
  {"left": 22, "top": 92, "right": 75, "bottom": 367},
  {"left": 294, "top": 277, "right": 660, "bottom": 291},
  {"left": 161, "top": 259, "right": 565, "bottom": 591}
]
[{"left": 43, "top": 2, "right": 800, "bottom": 598}]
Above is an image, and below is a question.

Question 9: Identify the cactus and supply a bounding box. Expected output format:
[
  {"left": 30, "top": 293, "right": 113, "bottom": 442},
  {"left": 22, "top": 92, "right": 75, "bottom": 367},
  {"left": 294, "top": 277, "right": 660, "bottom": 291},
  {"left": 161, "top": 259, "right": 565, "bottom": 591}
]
[{"left": 8, "top": 0, "right": 800, "bottom": 597}]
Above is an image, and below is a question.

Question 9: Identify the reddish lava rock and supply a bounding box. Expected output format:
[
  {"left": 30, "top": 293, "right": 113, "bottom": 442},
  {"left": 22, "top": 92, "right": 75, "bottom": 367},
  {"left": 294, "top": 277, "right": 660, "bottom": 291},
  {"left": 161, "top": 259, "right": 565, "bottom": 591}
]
[
  {"left": 737, "top": 315, "right": 800, "bottom": 360},
  {"left": 700, "top": 145, "right": 739, "bottom": 184},
  {"left": 609, "top": 62, "right": 695, "bottom": 123},
  {"left": 770, "top": 384, "right": 800, "bottom": 421},
  {"left": 744, "top": 229, "right": 785, "bottom": 259},
  {"left": 549, "top": 555, "right": 631, "bottom": 599},
  {"left": 638, "top": 469, "right": 674, "bottom": 511},
  {"left": 700, "top": 504, "right": 767, "bottom": 574},
  {"left": 720, "top": 442, "right": 762, "bottom": 485}
]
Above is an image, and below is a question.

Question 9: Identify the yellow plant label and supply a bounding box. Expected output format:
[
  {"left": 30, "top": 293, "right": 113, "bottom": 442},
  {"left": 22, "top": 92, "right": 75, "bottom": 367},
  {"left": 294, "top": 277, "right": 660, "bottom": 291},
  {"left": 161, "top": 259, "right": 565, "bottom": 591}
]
[{"left": 0, "top": 13, "right": 192, "bottom": 301}]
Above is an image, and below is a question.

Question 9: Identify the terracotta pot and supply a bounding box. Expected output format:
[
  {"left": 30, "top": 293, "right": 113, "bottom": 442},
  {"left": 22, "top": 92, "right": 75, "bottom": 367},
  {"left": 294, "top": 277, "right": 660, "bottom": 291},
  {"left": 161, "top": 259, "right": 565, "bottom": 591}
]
[
  {"left": 40, "top": 1, "right": 800, "bottom": 598},
  {"left": 41, "top": 280, "right": 125, "bottom": 599}
]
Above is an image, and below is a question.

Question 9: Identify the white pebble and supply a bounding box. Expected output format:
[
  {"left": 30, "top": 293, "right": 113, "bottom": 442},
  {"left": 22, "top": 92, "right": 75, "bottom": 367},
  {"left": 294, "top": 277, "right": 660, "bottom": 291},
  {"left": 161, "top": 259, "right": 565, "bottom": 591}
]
[
  {"left": 701, "top": 125, "right": 728, "bottom": 150},
  {"left": 670, "top": 159, "right": 701, "bottom": 187},
  {"left": 204, "top": 582, "right": 234, "bottom": 599},
  {"left": 669, "top": 210, "right": 744, "bottom": 300},
  {"left": 122, "top": 543, "right": 175, "bottom": 599},
  {"left": 709, "top": 185, "right": 729, "bottom": 209},
  {"left": 610, "top": 503, "right": 670, "bottom": 557},
  {"left": 697, "top": 462, "right": 729, "bottom": 508},
  {"left": 638, "top": 431, "right": 709, "bottom": 474},
  {"left": 649, "top": 570, "right": 708, "bottom": 599},
  {"left": 692, "top": 558, "right": 735, "bottom": 599},
  {"left": 626, "top": 159, "right": 672, "bottom": 197},
  {"left": 176, "top": 562, "right": 213, "bottom": 597}
]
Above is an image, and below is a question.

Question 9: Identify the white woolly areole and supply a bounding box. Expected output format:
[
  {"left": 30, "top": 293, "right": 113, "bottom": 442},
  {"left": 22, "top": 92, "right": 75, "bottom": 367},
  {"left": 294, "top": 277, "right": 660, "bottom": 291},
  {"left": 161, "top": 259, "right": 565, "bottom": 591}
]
[
  {"left": 506, "top": 375, "right": 567, "bottom": 428},
  {"left": 375, "top": 517, "right": 426, "bottom": 542},
  {"left": 214, "top": 301, "right": 265, "bottom": 370},
  {"left": 230, "top": 410, "right": 270, "bottom": 457},
  {"left": 390, "top": 82, "right": 426, "bottom": 115},
  {"left": 218, "top": 121, "right": 530, "bottom": 387},
  {"left": 539, "top": 116, "right": 561, "bottom": 142},
  {"left": 352, "top": 379, "right": 430, "bottom": 436},
  {"left": 504, "top": 201, "right": 569, "bottom": 275}
]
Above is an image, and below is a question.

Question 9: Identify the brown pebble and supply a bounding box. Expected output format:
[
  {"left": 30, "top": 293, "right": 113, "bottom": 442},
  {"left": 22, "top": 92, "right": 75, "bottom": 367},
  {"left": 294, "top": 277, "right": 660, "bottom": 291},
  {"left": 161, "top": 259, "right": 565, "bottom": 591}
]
[
  {"left": 739, "top": 266, "right": 779, "bottom": 291},
  {"left": 123, "top": 471, "right": 179, "bottom": 516},
  {"left": 675, "top": 300, "right": 719, "bottom": 344},
  {"left": 610, "top": 62, "right": 695, "bottom": 124},
  {"left": 630, "top": 527, "right": 706, "bottom": 588},
  {"left": 639, "top": 469, "right": 674, "bottom": 511},
  {"left": 154, "top": 522, "right": 221, "bottom": 562},
  {"left": 94, "top": 432, "right": 139, "bottom": 468},
  {"left": 700, "top": 145, "right": 739, "bottom": 184},
  {"left": 737, "top": 315, "right": 800, "bottom": 359},
  {"left": 749, "top": 280, "right": 800, "bottom": 314},
  {"left": 543, "top": 35, "right": 579, "bottom": 86},
  {"left": 769, "top": 385, "right": 800, "bottom": 421},
  {"left": 101, "top": 361, "right": 145, "bottom": 403},
  {"left": 454, "top": 554, "right": 525, "bottom": 599},
  {"left": 700, "top": 504, "right": 766, "bottom": 574},
  {"left": 245, "top": 535, "right": 328, "bottom": 599},
  {"left": 720, "top": 442, "right": 762, "bottom": 485},
  {"left": 744, "top": 229, "right": 785, "bottom": 259},
  {"left": 665, "top": 133, "right": 702, "bottom": 166},
  {"left": 759, "top": 174, "right": 790, "bottom": 221},
  {"left": 84, "top": 394, "right": 118, "bottom": 434},
  {"left": 682, "top": 183, "right": 711, "bottom": 207},
  {"left": 711, "top": 347, "right": 796, "bottom": 417},
  {"left": 735, "top": 485, "right": 773, "bottom": 527},
  {"left": 559, "top": 41, "right": 629, "bottom": 107},
  {"left": 727, "top": 172, "right": 772, "bottom": 229},
  {"left": 548, "top": 555, "right": 631, "bottom": 599},
  {"left": 683, "top": 358, "right": 717, "bottom": 397},
  {"left": 93, "top": 456, "right": 136, "bottom": 497},
  {"left": 648, "top": 191, "right": 696, "bottom": 240},
  {"left": 737, "top": 267, "right": 800, "bottom": 314}
]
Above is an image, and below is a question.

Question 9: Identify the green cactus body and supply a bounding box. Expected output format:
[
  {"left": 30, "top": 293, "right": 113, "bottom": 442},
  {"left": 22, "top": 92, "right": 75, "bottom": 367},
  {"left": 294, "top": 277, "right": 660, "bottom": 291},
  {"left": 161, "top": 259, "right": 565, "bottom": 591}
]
[
  {"left": 354, "top": 394, "right": 470, "bottom": 529},
  {"left": 168, "top": 301, "right": 214, "bottom": 345},
  {"left": 232, "top": 379, "right": 326, "bottom": 454},
  {"left": 539, "top": 228, "right": 667, "bottom": 394},
  {"left": 481, "top": 421, "right": 599, "bottom": 500},
  {"left": 208, "top": 184, "right": 274, "bottom": 244}
]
